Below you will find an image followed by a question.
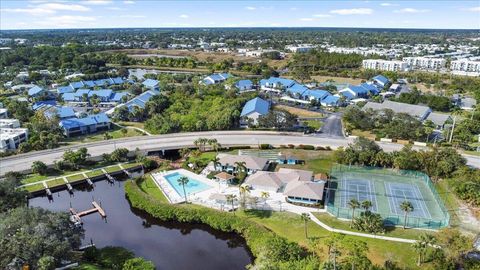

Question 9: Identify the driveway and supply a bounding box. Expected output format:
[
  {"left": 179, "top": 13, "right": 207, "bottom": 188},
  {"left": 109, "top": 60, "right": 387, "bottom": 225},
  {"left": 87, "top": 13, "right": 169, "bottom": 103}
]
[{"left": 317, "top": 114, "right": 344, "bottom": 138}]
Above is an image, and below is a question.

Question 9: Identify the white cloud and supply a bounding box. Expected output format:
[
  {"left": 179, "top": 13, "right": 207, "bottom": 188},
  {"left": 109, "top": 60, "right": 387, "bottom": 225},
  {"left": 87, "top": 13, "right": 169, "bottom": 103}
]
[
  {"left": 380, "top": 3, "right": 398, "bottom": 6},
  {"left": 245, "top": 6, "right": 256, "bottom": 10},
  {"left": 38, "top": 3, "right": 90, "bottom": 11},
  {"left": 81, "top": 0, "right": 112, "bottom": 5},
  {"left": 106, "top": 7, "right": 125, "bottom": 10},
  {"left": 123, "top": 0, "right": 135, "bottom": 4},
  {"left": 313, "top": 14, "right": 332, "bottom": 18},
  {"left": 1, "top": 7, "right": 54, "bottom": 16},
  {"left": 35, "top": 15, "right": 96, "bottom": 28},
  {"left": 179, "top": 14, "right": 189, "bottom": 18},
  {"left": 299, "top": 18, "right": 315, "bottom": 22},
  {"left": 465, "top": 6, "right": 480, "bottom": 12},
  {"left": 330, "top": 8, "right": 373, "bottom": 15},
  {"left": 394, "top": 8, "right": 430, "bottom": 13}
]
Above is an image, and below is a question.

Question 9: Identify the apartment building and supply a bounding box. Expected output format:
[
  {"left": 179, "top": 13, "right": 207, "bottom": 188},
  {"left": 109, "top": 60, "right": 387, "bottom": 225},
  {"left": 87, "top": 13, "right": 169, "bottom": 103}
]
[
  {"left": 0, "top": 128, "right": 28, "bottom": 152},
  {"left": 362, "top": 59, "right": 408, "bottom": 72},
  {"left": 403, "top": 57, "right": 446, "bottom": 70},
  {"left": 450, "top": 60, "right": 480, "bottom": 74}
]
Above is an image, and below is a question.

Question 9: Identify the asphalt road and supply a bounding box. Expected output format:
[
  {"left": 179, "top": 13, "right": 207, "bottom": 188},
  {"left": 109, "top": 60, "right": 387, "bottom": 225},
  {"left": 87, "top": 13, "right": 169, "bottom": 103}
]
[
  {"left": 1, "top": 130, "right": 479, "bottom": 175},
  {"left": 318, "top": 114, "right": 344, "bottom": 138}
]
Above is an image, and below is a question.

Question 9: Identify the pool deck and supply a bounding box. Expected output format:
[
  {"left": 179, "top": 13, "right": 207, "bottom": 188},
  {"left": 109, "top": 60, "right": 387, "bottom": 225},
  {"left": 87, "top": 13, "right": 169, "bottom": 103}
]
[{"left": 151, "top": 169, "right": 325, "bottom": 214}]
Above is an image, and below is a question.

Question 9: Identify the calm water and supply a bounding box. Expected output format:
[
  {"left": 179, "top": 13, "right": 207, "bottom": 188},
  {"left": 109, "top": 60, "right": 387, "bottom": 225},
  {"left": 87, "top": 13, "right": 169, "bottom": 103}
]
[{"left": 29, "top": 179, "right": 253, "bottom": 270}]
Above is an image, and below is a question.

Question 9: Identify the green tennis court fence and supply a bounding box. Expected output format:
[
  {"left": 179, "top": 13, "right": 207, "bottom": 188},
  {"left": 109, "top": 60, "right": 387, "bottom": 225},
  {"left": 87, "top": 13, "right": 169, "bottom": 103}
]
[{"left": 327, "top": 165, "right": 450, "bottom": 229}]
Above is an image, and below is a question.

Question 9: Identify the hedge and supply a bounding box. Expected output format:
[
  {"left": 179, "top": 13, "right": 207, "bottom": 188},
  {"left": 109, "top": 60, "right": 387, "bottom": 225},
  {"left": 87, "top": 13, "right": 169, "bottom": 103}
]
[{"left": 124, "top": 179, "right": 320, "bottom": 269}]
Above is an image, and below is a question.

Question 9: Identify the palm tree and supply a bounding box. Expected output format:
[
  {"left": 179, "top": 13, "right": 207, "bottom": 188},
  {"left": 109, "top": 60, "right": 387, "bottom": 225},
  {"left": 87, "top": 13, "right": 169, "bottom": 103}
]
[
  {"left": 411, "top": 241, "right": 424, "bottom": 266},
  {"left": 234, "top": 161, "right": 247, "bottom": 176},
  {"left": 239, "top": 185, "right": 250, "bottom": 209},
  {"left": 179, "top": 147, "right": 190, "bottom": 160},
  {"left": 361, "top": 200, "right": 372, "bottom": 211},
  {"left": 400, "top": 201, "right": 414, "bottom": 229},
  {"left": 177, "top": 176, "right": 190, "bottom": 203},
  {"left": 226, "top": 194, "right": 237, "bottom": 215},
  {"left": 348, "top": 199, "right": 360, "bottom": 227},
  {"left": 300, "top": 213, "right": 310, "bottom": 238},
  {"left": 211, "top": 157, "right": 221, "bottom": 171},
  {"left": 260, "top": 191, "right": 270, "bottom": 209}
]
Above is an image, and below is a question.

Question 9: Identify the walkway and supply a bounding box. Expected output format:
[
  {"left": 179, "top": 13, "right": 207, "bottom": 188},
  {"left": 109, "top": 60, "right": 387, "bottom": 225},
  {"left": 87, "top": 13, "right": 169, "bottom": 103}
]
[
  {"left": 112, "top": 122, "right": 152, "bottom": 136},
  {"left": 308, "top": 212, "right": 417, "bottom": 244}
]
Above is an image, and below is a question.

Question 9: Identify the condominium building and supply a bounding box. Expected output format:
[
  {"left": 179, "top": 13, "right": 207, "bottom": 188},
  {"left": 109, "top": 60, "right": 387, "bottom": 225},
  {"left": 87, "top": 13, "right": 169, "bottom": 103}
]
[
  {"left": 362, "top": 59, "right": 408, "bottom": 72},
  {"left": 0, "top": 119, "right": 20, "bottom": 129},
  {"left": 450, "top": 60, "right": 480, "bottom": 73},
  {"left": 0, "top": 128, "right": 28, "bottom": 152},
  {"left": 403, "top": 57, "right": 446, "bottom": 70}
]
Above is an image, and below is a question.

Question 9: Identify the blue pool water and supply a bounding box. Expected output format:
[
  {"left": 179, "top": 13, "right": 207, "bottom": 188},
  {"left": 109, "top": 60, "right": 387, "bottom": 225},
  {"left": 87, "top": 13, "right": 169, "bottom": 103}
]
[{"left": 164, "top": 172, "right": 212, "bottom": 197}]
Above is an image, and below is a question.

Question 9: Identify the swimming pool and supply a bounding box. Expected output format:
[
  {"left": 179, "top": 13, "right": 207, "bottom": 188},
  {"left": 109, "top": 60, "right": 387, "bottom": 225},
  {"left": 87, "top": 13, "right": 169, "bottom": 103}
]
[{"left": 164, "top": 172, "right": 212, "bottom": 197}]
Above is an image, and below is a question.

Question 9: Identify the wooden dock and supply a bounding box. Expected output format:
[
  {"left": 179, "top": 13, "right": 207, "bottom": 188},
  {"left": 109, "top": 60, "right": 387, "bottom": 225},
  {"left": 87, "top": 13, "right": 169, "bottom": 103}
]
[
  {"left": 101, "top": 169, "right": 115, "bottom": 183},
  {"left": 69, "top": 201, "right": 107, "bottom": 224}
]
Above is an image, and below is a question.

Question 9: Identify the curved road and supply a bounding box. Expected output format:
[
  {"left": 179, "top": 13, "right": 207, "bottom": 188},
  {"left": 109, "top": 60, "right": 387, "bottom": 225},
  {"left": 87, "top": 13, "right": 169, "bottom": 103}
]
[{"left": 1, "top": 131, "right": 479, "bottom": 175}]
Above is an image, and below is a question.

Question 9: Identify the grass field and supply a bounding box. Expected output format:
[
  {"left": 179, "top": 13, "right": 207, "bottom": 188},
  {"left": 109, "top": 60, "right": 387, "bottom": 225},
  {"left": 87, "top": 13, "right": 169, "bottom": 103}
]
[
  {"left": 139, "top": 175, "right": 169, "bottom": 203},
  {"left": 275, "top": 149, "right": 334, "bottom": 174},
  {"left": 312, "top": 212, "right": 421, "bottom": 239},
  {"left": 62, "top": 127, "right": 143, "bottom": 145},
  {"left": 304, "top": 120, "right": 323, "bottom": 130},
  {"left": 117, "top": 121, "right": 146, "bottom": 129},
  {"left": 24, "top": 183, "right": 45, "bottom": 192},
  {"left": 237, "top": 210, "right": 426, "bottom": 269},
  {"left": 274, "top": 104, "right": 324, "bottom": 118}
]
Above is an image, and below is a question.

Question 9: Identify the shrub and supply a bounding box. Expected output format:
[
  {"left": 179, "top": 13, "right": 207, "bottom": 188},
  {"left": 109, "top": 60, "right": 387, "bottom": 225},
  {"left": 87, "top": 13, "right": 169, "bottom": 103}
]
[
  {"left": 98, "top": 246, "right": 134, "bottom": 269},
  {"left": 259, "top": 144, "right": 272, "bottom": 150},
  {"left": 296, "top": 144, "right": 315, "bottom": 150},
  {"left": 315, "top": 146, "right": 326, "bottom": 151},
  {"left": 287, "top": 144, "right": 295, "bottom": 149},
  {"left": 123, "top": 257, "right": 155, "bottom": 270}
]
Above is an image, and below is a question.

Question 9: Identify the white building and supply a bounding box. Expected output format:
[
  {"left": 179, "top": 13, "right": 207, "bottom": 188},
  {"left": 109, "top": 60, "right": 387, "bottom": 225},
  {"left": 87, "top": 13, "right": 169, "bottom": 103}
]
[
  {"left": 285, "top": 44, "right": 315, "bottom": 53},
  {"left": 0, "top": 108, "right": 8, "bottom": 119},
  {"left": 403, "top": 57, "right": 446, "bottom": 70},
  {"left": 0, "top": 128, "right": 28, "bottom": 152},
  {"left": 0, "top": 119, "right": 20, "bottom": 129},
  {"left": 362, "top": 59, "right": 408, "bottom": 72},
  {"left": 450, "top": 60, "right": 480, "bottom": 76}
]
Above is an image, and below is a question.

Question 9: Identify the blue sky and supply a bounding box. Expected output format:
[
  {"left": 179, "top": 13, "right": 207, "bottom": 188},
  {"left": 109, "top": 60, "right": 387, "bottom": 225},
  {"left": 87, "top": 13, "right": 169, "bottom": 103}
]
[{"left": 1, "top": 1, "right": 479, "bottom": 30}]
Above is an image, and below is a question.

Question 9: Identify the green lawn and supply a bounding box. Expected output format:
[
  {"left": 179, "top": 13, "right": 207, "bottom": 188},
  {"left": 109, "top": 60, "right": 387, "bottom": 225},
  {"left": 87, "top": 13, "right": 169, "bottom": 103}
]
[
  {"left": 122, "top": 162, "right": 142, "bottom": 169},
  {"left": 62, "top": 126, "right": 144, "bottom": 145},
  {"left": 47, "top": 178, "right": 67, "bottom": 188},
  {"left": 138, "top": 175, "right": 169, "bottom": 203},
  {"left": 23, "top": 182, "right": 45, "bottom": 192},
  {"left": 86, "top": 169, "right": 105, "bottom": 178},
  {"left": 275, "top": 150, "right": 334, "bottom": 174},
  {"left": 67, "top": 174, "right": 87, "bottom": 182},
  {"left": 22, "top": 169, "right": 84, "bottom": 185},
  {"left": 305, "top": 120, "right": 323, "bottom": 130},
  {"left": 435, "top": 179, "right": 461, "bottom": 226},
  {"left": 237, "top": 210, "right": 429, "bottom": 269},
  {"left": 73, "top": 263, "right": 104, "bottom": 270},
  {"left": 118, "top": 121, "right": 146, "bottom": 129},
  {"left": 313, "top": 212, "right": 422, "bottom": 240},
  {"left": 105, "top": 165, "right": 122, "bottom": 173}
]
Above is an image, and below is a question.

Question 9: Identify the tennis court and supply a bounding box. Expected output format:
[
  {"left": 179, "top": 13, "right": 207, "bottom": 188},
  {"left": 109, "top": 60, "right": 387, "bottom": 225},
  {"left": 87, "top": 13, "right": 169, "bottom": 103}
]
[
  {"left": 339, "top": 179, "right": 378, "bottom": 212},
  {"left": 326, "top": 165, "right": 449, "bottom": 229}
]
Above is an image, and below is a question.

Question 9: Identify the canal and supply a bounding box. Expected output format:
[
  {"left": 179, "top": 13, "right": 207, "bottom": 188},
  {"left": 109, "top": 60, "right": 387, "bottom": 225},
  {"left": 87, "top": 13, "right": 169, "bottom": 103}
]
[{"left": 29, "top": 179, "right": 253, "bottom": 270}]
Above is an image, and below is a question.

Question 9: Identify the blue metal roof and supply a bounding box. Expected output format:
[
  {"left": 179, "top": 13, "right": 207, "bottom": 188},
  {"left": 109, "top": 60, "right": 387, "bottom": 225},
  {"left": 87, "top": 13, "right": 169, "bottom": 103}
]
[
  {"left": 240, "top": 97, "right": 270, "bottom": 117},
  {"left": 82, "top": 80, "right": 96, "bottom": 88},
  {"left": 32, "top": 100, "right": 57, "bottom": 111},
  {"left": 372, "top": 75, "right": 389, "bottom": 85},
  {"left": 322, "top": 95, "right": 340, "bottom": 105},
  {"left": 45, "top": 106, "right": 76, "bottom": 119},
  {"left": 142, "top": 79, "right": 159, "bottom": 88},
  {"left": 304, "top": 89, "right": 331, "bottom": 100},
  {"left": 62, "top": 93, "right": 75, "bottom": 101},
  {"left": 286, "top": 83, "right": 309, "bottom": 96},
  {"left": 74, "top": 89, "right": 91, "bottom": 97},
  {"left": 260, "top": 77, "right": 296, "bottom": 88},
  {"left": 339, "top": 90, "right": 355, "bottom": 99},
  {"left": 89, "top": 89, "right": 113, "bottom": 98},
  {"left": 111, "top": 77, "right": 124, "bottom": 84},
  {"left": 347, "top": 85, "right": 368, "bottom": 95},
  {"left": 69, "top": 81, "right": 84, "bottom": 89},
  {"left": 57, "top": 85, "right": 74, "bottom": 94},
  {"left": 94, "top": 79, "right": 109, "bottom": 86},
  {"left": 111, "top": 92, "right": 129, "bottom": 102},
  {"left": 123, "top": 90, "right": 158, "bottom": 110},
  {"left": 360, "top": 83, "right": 380, "bottom": 95},
  {"left": 28, "top": 86, "right": 44, "bottom": 96},
  {"left": 235, "top": 80, "right": 253, "bottom": 89},
  {"left": 60, "top": 113, "right": 110, "bottom": 129}
]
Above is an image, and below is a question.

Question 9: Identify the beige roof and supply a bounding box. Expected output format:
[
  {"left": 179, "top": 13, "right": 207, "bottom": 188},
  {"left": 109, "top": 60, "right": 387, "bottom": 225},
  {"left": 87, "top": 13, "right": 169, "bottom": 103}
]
[
  {"left": 214, "top": 172, "right": 235, "bottom": 181},
  {"left": 314, "top": 173, "right": 328, "bottom": 180},
  {"left": 277, "top": 168, "right": 313, "bottom": 181},
  {"left": 245, "top": 168, "right": 314, "bottom": 190},
  {"left": 363, "top": 100, "right": 431, "bottom": 119},
  {"left": 244, "top": 171, "right": 284, "bottom": 190},
  {"left": 217, "top": 153, "right": 269, "bottom": 170},
  {"left": 425, "top": 112, "right": 451, "bottom": 126},
  {"left": 284, "top": 181, "right": 325, "bottom": 200}
]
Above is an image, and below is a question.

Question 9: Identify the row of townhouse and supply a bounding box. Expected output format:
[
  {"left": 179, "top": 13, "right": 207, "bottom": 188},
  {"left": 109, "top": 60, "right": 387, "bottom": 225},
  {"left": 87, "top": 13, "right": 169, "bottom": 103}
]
[
  {"left": 0, "top": 111, "right": 28, "bottom": 152},
  {"left": 363, "top": 58, "right": 480, "bottom": 76},
  {"left": 62, "top": 89, "right": 129, "bottom": 104}
]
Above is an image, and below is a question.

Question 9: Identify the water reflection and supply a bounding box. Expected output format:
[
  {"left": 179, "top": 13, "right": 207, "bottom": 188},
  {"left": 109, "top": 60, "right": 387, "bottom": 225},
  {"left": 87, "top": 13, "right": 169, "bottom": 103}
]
[{"left": 29, "top": 179, "right": 253, "bottom": 270}]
